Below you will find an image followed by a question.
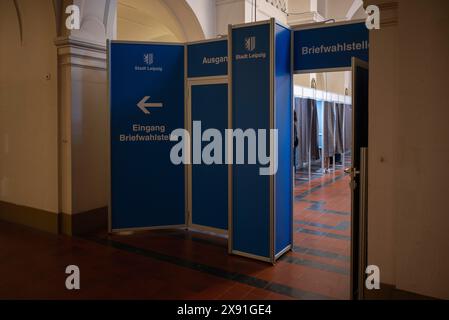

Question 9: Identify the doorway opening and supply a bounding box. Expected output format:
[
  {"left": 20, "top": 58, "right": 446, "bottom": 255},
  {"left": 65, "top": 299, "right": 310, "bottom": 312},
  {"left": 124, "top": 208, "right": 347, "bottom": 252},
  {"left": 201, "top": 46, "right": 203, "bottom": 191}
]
[{"left": 291, "top": 70, "right": 353, "bottom": 299}]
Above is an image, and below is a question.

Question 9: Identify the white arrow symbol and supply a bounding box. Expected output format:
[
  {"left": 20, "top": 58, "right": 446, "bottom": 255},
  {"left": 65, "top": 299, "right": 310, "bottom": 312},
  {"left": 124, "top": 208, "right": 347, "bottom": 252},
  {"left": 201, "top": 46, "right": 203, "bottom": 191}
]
[{"left": 137, "top": 96, "right": 163, "bottom": 114}]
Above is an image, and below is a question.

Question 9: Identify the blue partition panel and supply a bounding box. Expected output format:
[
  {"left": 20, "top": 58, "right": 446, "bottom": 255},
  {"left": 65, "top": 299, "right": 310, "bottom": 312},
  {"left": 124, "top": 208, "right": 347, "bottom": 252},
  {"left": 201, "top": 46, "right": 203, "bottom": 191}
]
[
  {"left": 274, "top": 23, "right": 293, "bottom": 255},
  {"left": 110, "top": 42, "right": 185, "bottom": 230},
  {"left": 188, "top": 40, "right": 228, "bottom": 78},
  {"left": 231, "top": 23, "right": 271, "bottom": 260},
  {"left": 294, "top": 22, "right": 369, "bottom": 72},
  {"left": 191, "top": 84, "right": 228, "bottom": 230}
]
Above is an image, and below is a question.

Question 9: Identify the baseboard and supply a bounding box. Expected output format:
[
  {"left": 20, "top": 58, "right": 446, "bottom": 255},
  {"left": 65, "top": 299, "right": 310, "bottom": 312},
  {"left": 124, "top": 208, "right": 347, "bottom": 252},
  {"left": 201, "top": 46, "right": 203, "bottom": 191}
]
[
  {"left": 364, "top": 283, "right": 436, "bottom": 300},
  {"left": 59, "top": 207, "right": 108, "bottom": 236},
  {"left": 0, "top": 201, "right": 108, "bottom": 236},
  {"left": 0, "top": 201, "right": 59, "bottom": 234}
]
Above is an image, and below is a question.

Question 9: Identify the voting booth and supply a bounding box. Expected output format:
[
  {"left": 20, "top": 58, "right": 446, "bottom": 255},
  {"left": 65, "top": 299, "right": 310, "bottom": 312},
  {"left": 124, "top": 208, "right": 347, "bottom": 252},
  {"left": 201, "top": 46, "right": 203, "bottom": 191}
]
[{"left": 108, "top": 19, "right": 367, "bottom": 265}]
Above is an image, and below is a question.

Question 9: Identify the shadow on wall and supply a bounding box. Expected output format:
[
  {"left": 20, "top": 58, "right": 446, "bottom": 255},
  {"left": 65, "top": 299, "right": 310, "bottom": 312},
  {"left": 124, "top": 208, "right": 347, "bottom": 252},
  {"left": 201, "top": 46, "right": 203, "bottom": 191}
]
[{"left": 0, "top": 0, "right": 58, "bottom": 214}]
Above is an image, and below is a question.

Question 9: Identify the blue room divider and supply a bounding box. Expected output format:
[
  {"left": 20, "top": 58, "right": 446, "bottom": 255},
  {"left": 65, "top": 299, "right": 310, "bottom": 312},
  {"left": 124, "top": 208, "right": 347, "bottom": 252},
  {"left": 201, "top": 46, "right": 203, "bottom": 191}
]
[
  {"left": 229, "top": 19, "right": 293, "bottom": 263},
  {"left": 107, "top": 18, "right": 370, "bottom": 263},
  {"left": 109, "top": 41, "right": 185, "bottom": 232},
  {"left": 186, "top": 39, "right": 229, "bottom": 234}
]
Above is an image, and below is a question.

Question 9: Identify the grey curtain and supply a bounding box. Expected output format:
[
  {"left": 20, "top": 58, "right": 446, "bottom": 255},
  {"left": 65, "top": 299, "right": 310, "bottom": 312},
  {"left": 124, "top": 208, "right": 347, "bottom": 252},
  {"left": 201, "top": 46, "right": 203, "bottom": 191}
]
[
  {"left": 309, "top": 99, "right": 320, "bottom": 162},
  {"left": 295, "top": 98, "right": 320, "bottom": 167},
  {"left": 344, "top": 104, "right": 353, "bottom": 152},
  {"left": 335, "top": 103, "right": 345, "bottom": 154},
  {"left": 322, "top": 101, "right": 335, "bottom": 158}
]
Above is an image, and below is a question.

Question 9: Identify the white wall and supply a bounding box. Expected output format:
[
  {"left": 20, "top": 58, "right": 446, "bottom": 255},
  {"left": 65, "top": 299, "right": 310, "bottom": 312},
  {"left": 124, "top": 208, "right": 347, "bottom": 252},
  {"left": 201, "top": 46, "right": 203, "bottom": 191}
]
[
  {"left": 367, "top": 4, "right": 398, "bottom": 285},
  {"left": 394, "top": 0, "right": 449, "bottom": 299},
  {"left": 317, "top": 0, "right": 327, "bottom": 16},
  {"left": 67, "top": 55, "right": 109, "bottom": 214},
  {"left": 0, "top": 0, "right": 58, "bottom": 213},
  {"left": 56, "top": 1, "right": 113, "bottom": 216},
  {"left": 186, "top": 0, "right": 217, "bottom": 38},
  {"left": 289, "top": 0, "right": 357, "bottom": 95},
  {"left": 116, "top": 0, "right": 206, "bottom": 42},
  {"left": 288, "top": 0, "right": 326, "bottom": 16},
  {"left": 216, "top": 0, "right": 288, "bottom": 36},
  {"left": 248, "top": 0, "right": 288, "bottom": 23},
  {"left": 288, "top": 0, "right": 313, "bottom": 13},
  {"left": 117, "top": 0, "right": 187, "bottom": 42},
  {"left": 287, "top": 0, "right": 327, "bottom": 24},
  {"left": 324, "top": 72, "right": 346, "bottom": 95},
  {"left": 326, "top": 0, "right": 367, "bottom": 21},
  {"left": 367, "top": 0, "right": 449, "bottom": 299},
  {"left": 216, "top": 0, "right": 246, "bottom": 35}
]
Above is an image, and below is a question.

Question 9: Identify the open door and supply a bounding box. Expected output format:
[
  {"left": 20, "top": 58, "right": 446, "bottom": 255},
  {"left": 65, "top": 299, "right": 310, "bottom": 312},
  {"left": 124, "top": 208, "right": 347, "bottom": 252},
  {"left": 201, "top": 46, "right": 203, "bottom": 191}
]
[{"left": 350, "top": 58, "right": 369, "bottom": 299}]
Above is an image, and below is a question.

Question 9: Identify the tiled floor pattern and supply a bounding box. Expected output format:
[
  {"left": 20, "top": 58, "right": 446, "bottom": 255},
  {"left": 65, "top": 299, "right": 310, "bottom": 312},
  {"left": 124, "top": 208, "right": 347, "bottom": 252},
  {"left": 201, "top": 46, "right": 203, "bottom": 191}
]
[{"left": 0, "top": 168, "right": 351, "bottom": 300}]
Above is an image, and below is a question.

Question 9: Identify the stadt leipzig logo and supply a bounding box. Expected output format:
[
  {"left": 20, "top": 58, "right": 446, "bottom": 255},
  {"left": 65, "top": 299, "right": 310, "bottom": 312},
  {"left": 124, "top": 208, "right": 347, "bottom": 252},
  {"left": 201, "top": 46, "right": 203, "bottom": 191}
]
[
  {"left": 245, "top": 37, "right": 256, "bottom": 52},
  {"left": 144, "top": 53, "right": 154, "bottom": 65}
]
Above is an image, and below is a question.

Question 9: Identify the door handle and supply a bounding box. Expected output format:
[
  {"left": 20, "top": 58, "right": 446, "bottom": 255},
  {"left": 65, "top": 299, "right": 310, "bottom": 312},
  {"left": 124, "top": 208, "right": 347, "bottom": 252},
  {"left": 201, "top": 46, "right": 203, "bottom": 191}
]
[
  {"left": 345, "top": 167, "right": 360, "bottom": 190},
  {"left": 345, "top": 167, "right": 360, "bottom": 176}
]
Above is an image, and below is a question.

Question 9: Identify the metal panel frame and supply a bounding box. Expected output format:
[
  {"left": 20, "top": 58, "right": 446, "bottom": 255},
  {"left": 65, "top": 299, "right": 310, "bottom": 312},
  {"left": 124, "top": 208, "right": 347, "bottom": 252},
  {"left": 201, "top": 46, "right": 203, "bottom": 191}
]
[
  {"left": 270, "top": 18, "right": 275, "bottom": 264},
  {"left": 110, "top": 40, "right": 185, "bottom": 46},
  {"left": 108, "top": 40, "right": 187, "bottom": 234},
  {"left": 189, "top": 224, "right": 228, "bottom": 236},
  {"left": 231, "top": 19, "right": 272, "bottom": 29},
  {"left": 184, "top": 43, "right": 189, "bottom": 230},
  {"left": 107, "top": 40, "right": 112, "bottom": 233},
  {"left": 273, "top": 20, "right": 294, "bottom": 263},
  {"left": 358, "top": 147, "right": 368, "bottom": 300},
  {"left": 187, "top": 75, "right": 229, "bottom": 82},
  {"left": 232, "top": 250, "right": 272, "bottom": 263},
  {"left": 111, "top": 225, "right": 187, "bottom": 233},
  {"left": 290, "top": 19, "right": 366, "bottom": 31},
  {"left": 294, "top": 67, "right": 352, "bottom": 75},
  {"left": 351, "top": 57, "right": 369, "bottom": 300},
  {"left": 227, "top": 24, "right": 233, "bottom": 255},
  {"left": 290, "top": 18, "right": 295, "bottom": 259},
  {"left": 186, "top": 36, "right": 228, "bottom": 46},
  {"left": 275, "top": 245, "right": 292, "bottom": 260},
  {"left": 187, "top": 76, "right": 229, "bottom": 236},
  {"left": 275, "top": 19, "right": 292, "bottom": 31}
]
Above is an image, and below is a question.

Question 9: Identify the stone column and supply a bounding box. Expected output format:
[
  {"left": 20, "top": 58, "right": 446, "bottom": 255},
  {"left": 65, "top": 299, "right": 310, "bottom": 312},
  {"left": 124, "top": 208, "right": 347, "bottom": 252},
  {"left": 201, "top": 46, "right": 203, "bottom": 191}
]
[{"left": 55, "top": 0, "right": 116, "bottom": 235}]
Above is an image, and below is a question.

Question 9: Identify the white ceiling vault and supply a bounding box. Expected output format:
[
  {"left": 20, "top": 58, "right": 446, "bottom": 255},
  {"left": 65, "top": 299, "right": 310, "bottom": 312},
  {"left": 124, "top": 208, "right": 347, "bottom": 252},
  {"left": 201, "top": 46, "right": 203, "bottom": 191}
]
[
  {"left": 117, "top": 0, "right": 205, "bottom": 42},
  {"left": 115, "top": 0, "right": 368, "bottom": 43}
]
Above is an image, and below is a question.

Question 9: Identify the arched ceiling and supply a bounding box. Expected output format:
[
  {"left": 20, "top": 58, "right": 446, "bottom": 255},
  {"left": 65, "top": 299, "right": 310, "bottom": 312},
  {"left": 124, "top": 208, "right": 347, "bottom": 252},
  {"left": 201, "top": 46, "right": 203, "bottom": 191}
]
[{"left": 117, "top": 0, "right": 205, "bottom": 42}]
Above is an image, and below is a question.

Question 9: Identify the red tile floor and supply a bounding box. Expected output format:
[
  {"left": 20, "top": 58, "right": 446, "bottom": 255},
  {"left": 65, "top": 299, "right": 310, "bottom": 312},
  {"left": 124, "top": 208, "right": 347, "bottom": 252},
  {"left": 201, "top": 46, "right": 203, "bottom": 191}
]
[{"left": 0, "top": 167, "right": 351, "bottom": 300}]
